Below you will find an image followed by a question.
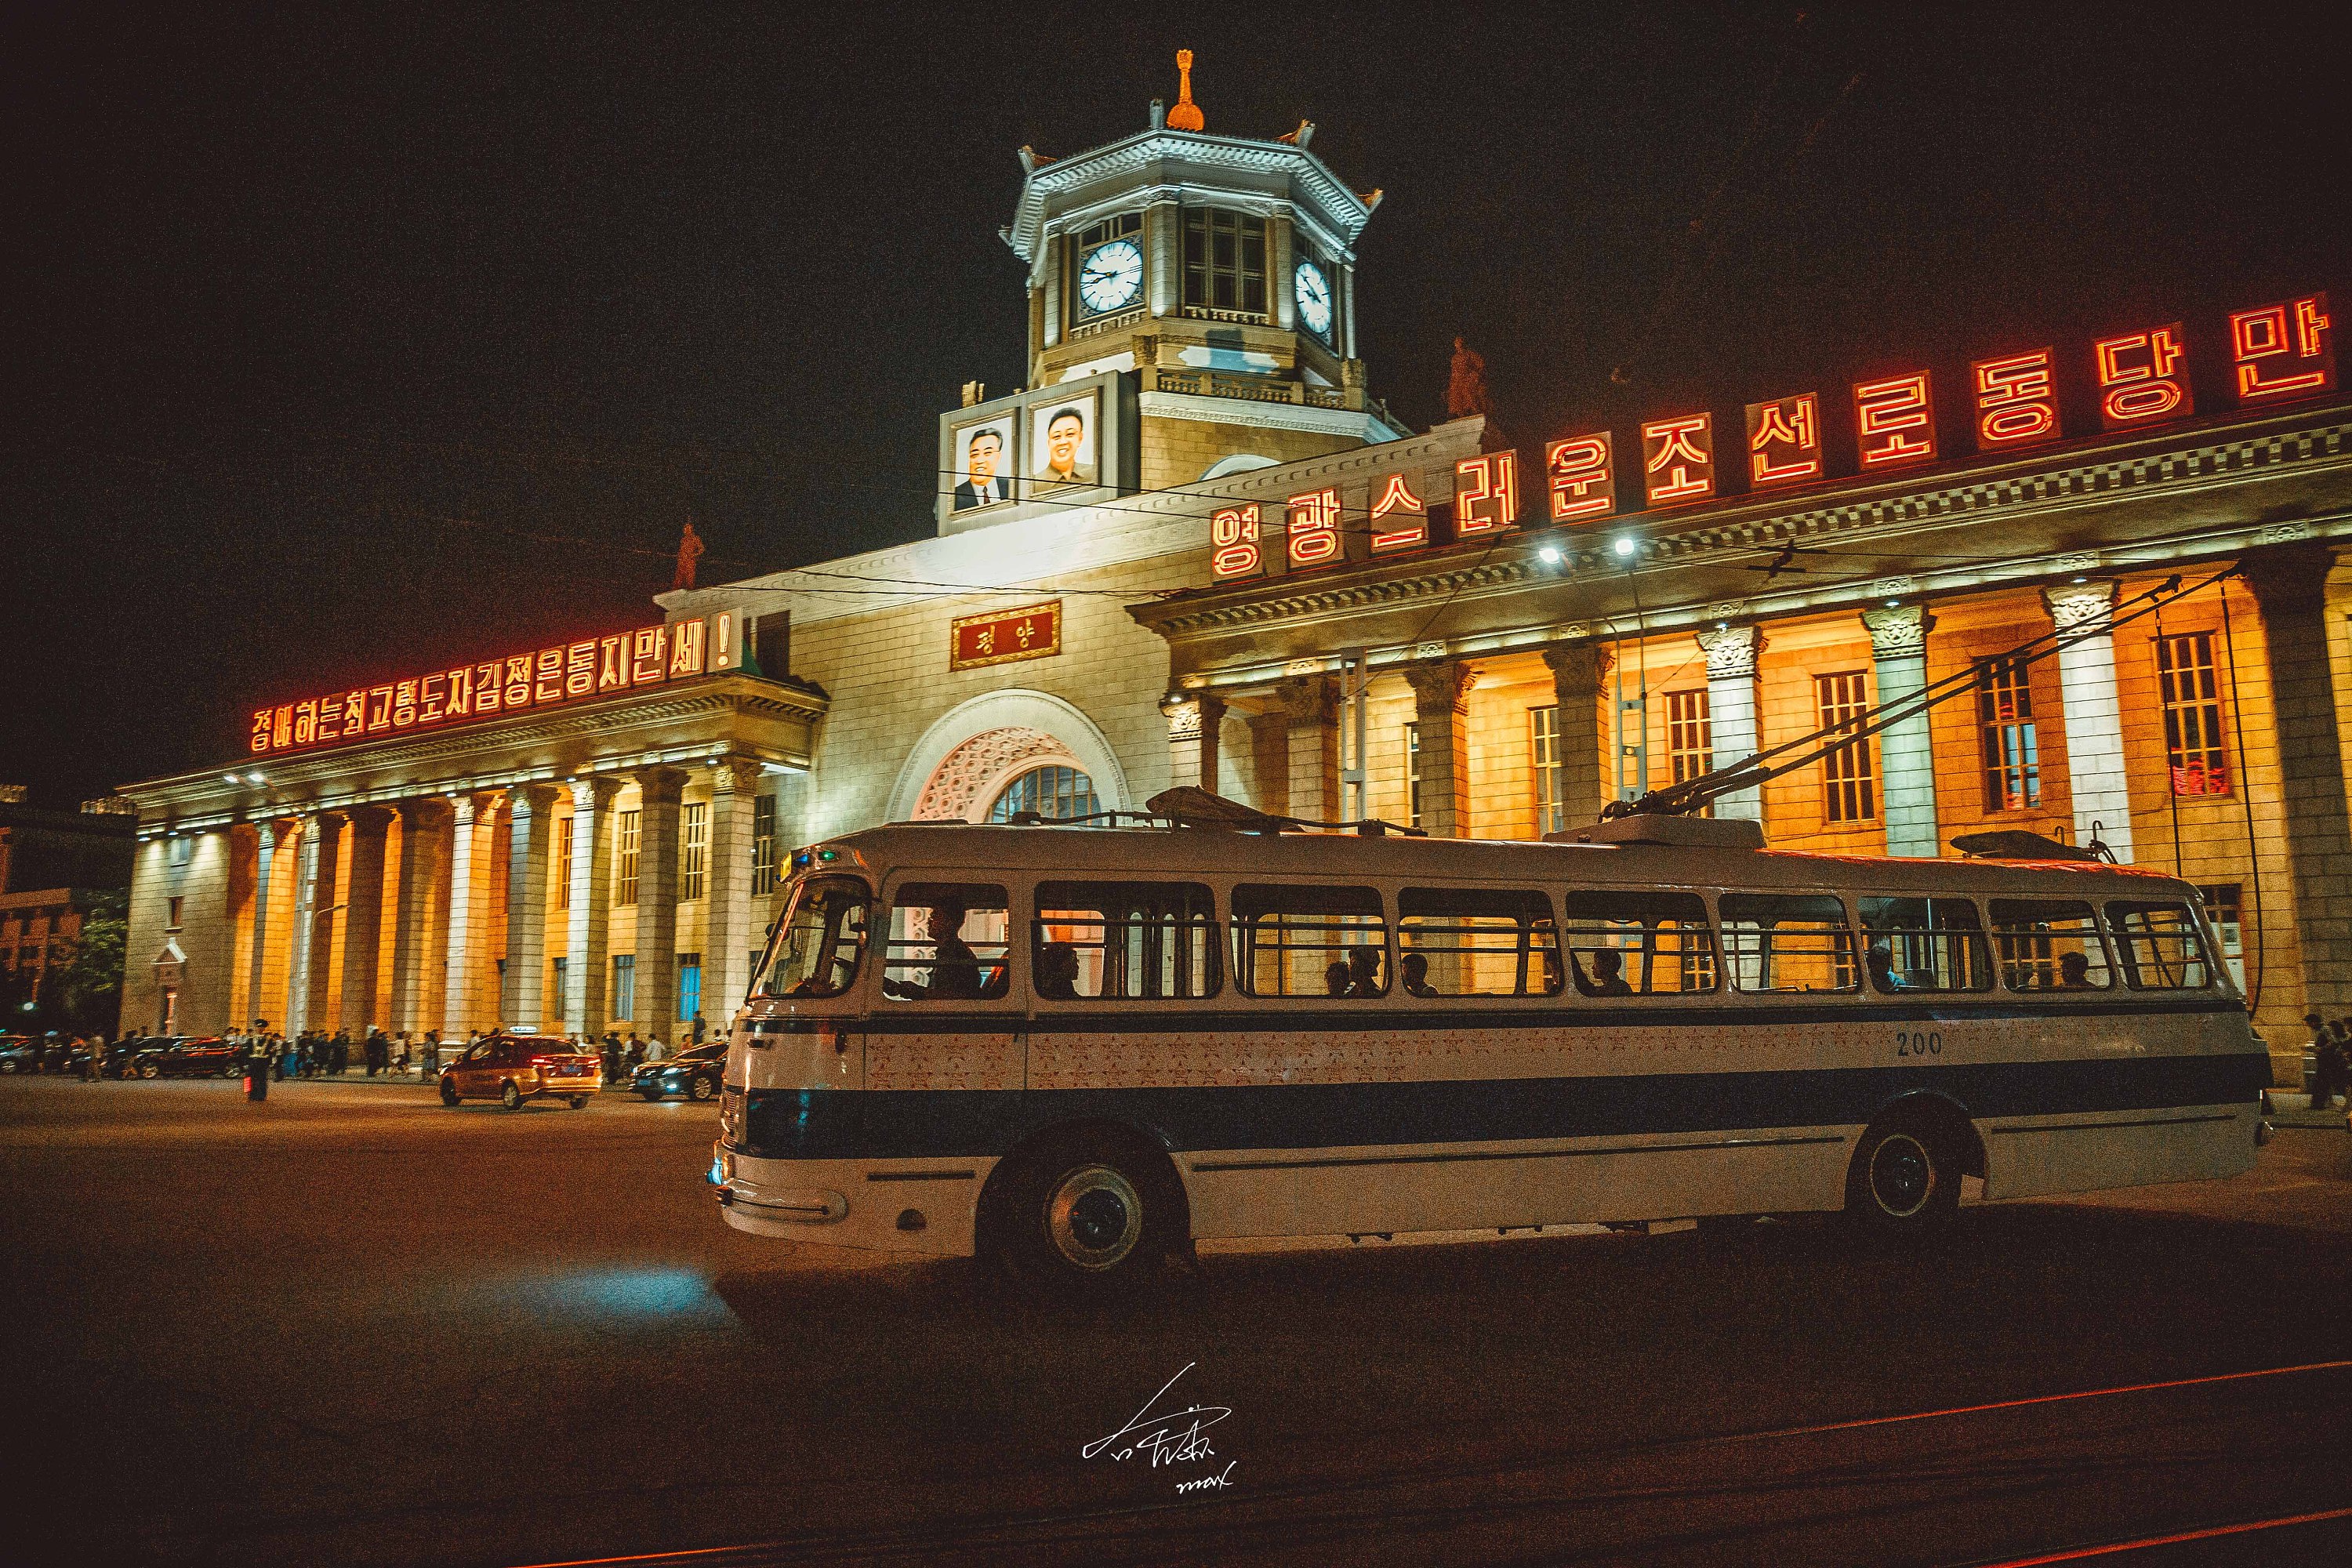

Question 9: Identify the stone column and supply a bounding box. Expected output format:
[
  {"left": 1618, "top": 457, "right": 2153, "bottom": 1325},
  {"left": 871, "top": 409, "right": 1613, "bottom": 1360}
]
[
  {"left": 564, "top": 777, "right": 620, "bottom": 1036},
  {"left": 1270, "top": 216, "right": 1296, "bottom": 333},
  {"left": 441, "top": 793, "right": 495, "bottom": 1036},
  {"left": 501, "top": 785, "right": 559, "bottom": 1033},
  {"left": 1541, "top": 643, "right": 1614, "bottom": 828},
  {"left": 1147, "top": 196, "right": 1179, "bottom": 320},
  {"left": 1403, "top": 660, "right": 1477, "bottom": 837},
  {"left": 390, "top": 799, "right": 449, "bottom": 1036},
  {"left": 1276, "top": 675, "right": 1339, "bottom": 822},
  {"left": 635, "top": 768, "right": 688, "bottom": 1045},
  {"left": 297, "top": 814, "right": 345, "bottom": 1033},
  {"left": 337, "top": 808, "right": 393, "bottom": 1033},
  {"left": 284, "top": 818, "right": 325, "bottom": 1034},
  {"left": 1861, "top": 604, "right": 1942, "bottom": 858},
  {"left": 244, "top": 819, "right": 281, "bottom": 1031},
  {"left": 1247, "top": 708, "right": 1290, "bottom": 817},
  {"left": 703, "top": 760, "right": 761, "bottom": 1027},
  {"left": 2043, "top": 583, "right": 2136, "bottom": 864},
  {"left": 1159, "top": 691, "right": 1227, "bottom": 795},
  {"left": 1695, "top": 625, "right": 1765, "bottom": 822},
  {"left": 2243, "top": 544, "right": 2352, "bottom": 1011}
]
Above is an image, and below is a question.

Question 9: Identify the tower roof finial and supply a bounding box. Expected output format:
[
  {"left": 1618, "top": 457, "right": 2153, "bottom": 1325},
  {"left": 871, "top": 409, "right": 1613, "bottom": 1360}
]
[{"left": 1167, "top": 48, "right": 1204, "bottom": 132}]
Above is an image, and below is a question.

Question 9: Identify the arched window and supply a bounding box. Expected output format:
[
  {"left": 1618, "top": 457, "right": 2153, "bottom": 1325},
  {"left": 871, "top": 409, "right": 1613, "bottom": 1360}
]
[{"left": 986, "top": 765, "right": 1097, "bottom": 823}]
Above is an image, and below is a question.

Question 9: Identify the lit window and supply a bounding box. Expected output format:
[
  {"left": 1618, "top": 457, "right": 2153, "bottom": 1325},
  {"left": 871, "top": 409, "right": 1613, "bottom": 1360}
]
[
  {"left": 1530, "top": 706, "right": 1565, "bottom": 835},
  {"left": 1721, "top": 892, "right": 1857, "bottom": 993},
  {"left": 1817, "top": 672, "right": 1875, "bottom": 823},
  {"left": 680, "top": 802, "right": 709, "bottom": 901},
  {"left": 2157, "top": 633, "right": 2230, "bottom": 797},
  {"left": 986, "top": 766, "right": 1096, "bottom": 823},
  {"left": 750, "top": 795, "right": 779, "bottom": 897},
  {"left": 1182, "top": 208, "right": 1267, "bottom": 318},
  {"left": 1665, "top": 688, "right": 1712, "bottom": 799},
  {"left": 612, "top": 954, "right": 636, "bottom": 1019},
  {"left": 616, "top": 810, "right": 641, "bottom": 905},
  {"left": 167, "top": 837, "right": 194, "bottom": 869},
  {"left": 1977, "top": 657, "right": 2040, "bottom": 810},
  {"left": 677, "top": 953, "right": 702, "bottom": 1021},
  {"left": 1399, "top": 887, "right": 1562, "bottom": 997},
  {"left": 2198, "top": 884, "right": 2246, "bottom": 991},
  {"left": 2107, "top": 900, "right": 2215, "bottom": 989},
  {"left": 1232, "top": 884, "right": 1386, "bottom": 998},
  {"left": 1033, "top": 882, "right": 1219, "bottom": 1000},
  {"left": 1405, "top": 722, "right": 1421, "bottom": 829},
  {"left": 555, "top": 815, "right": 574, "bottom": 910},
  {"left": 1991, "top": 899, "right": 2111, "bottom": 991},
  {"left": 166, "top": 896, "right": 183, "bottom": 931}
]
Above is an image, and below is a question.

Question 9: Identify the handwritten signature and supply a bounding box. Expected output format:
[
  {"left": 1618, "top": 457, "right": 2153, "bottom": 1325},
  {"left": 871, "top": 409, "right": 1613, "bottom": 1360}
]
[{"left": 1083, "top": 1362, "right": 1235, "bottom": 1490}]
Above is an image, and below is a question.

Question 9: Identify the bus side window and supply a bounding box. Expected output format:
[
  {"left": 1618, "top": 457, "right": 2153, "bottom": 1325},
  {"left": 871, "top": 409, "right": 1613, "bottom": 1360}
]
[
  {"left": 882, "top": 883, "right": 1011, "bottom": 1002},
  {"left": 756, "top": 877, "right": 870, "bottom": 1000},
  {"left": 1033, "top": 882, "right": 1219, "bottom": 1000},
  {"left": 1232, "top": 884, "right": 1387, "bottom": 998},
  {"left": 2105, "top": 900, "right": 2214, "bottom": 990},
  {"left": 1719, "top": 894, "right": 1857, "bottom": 994},
  {"left": 1559, "top": 890, "right": 1716, "bottom": 996},
  {"left": 1858, "top": 896, "right": 1994, "bottom": 994},
  {"left": 1397, "top": 888, "right": 1561, "bottom": 998},
  {"left": 1991, "top": 899, "right": 2111, "bottom": 991}
]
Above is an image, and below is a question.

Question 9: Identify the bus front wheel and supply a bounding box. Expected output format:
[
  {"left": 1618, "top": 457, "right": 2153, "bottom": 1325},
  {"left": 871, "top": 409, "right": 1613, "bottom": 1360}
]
[
  {"left": 989, "top": 1133, "right": 1188, "bottom": 1292},
  {"left": 1846, "top": 1120, "right": 1959, "bottom": 1236}
]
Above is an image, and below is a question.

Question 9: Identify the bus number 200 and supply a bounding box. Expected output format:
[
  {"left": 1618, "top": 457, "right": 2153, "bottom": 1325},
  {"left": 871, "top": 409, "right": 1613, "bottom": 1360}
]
[{"left": 1895, "top": 1031, "right": 1943, "bottom": 1058}]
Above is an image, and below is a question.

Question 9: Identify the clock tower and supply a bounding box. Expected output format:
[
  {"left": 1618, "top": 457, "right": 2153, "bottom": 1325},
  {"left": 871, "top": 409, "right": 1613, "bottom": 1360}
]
[{"left": 1000, "top": 52, "right": 1404, "bottom": 495}]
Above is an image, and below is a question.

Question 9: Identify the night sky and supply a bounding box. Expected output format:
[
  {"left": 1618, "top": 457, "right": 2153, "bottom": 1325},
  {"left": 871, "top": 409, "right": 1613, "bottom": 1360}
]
[{"left": 7, "top": 4, "right": 2347, "bottom": 804}]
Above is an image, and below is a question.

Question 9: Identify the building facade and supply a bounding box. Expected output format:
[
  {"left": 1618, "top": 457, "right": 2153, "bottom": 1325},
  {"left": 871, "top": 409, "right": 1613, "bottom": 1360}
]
[{"left": 115, "top": 73, "right": 2352, "bottom": 1085}]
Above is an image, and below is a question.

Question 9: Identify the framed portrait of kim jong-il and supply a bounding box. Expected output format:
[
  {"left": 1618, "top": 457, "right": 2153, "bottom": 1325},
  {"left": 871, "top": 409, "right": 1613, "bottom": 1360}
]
[
  {"left": 947, "top": 413, "right": 1018, "bottom": 515},
  {"left": 934, "top": 371, "right": 1137, "bottom": 534}
]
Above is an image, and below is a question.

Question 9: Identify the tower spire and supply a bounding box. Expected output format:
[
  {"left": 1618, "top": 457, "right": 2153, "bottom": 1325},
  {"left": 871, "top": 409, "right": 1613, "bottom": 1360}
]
[{"left": 1167, "top": 49, "right": 1204, "bottom": 132}]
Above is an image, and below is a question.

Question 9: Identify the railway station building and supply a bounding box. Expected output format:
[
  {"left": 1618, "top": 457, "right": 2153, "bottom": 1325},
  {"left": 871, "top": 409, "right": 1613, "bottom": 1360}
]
[{"left": 114, "top": 70, "right": 2352, "bottom": 1083}]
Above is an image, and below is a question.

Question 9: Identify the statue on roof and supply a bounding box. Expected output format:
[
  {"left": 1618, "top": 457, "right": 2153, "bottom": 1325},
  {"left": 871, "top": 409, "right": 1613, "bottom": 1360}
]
[
  {"left": 1448, "top": 336, "right": 1494, "bottom": 421},
  {"left": 673, "top": 519, "right": 706, "bottom": 591},
  {"left": 1167, "top": 49, "right": 1204, "bottom": 132}
]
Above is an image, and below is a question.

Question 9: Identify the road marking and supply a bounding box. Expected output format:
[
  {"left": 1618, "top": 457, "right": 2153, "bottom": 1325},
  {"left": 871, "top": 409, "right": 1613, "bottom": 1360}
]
[{"left": 1969, "top": 1504, "right": 2352, "bottom": 1565}]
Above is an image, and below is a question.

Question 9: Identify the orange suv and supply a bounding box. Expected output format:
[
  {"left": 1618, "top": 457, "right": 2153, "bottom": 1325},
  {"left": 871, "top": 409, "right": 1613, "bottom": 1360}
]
[{"left": 437, "top": 1033, "right": 603, "bottom": 1110}]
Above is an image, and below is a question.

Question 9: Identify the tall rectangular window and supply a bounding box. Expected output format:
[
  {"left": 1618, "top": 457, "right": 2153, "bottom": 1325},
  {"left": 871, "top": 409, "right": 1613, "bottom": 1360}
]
[
  {"left": 1665, "top": 688, "right": 1712, "bottom": 786},
  {"left": 2158, "top": 632, "right": 2230, "bottom": 797},
  {"left": 1182, "top": 208, "right": 1268, "bottom": 317},
  {"left": 550, "top": 956, "right": 568, "bottom": 1011},
  {"left": 166, "top": 895, "right": 184, "bottom": 930},
  {"left": 680, "top": 801, "right": 709, "bottom": 901},
  {"left": 612, "top": 954, "right": 635, "bottom": 1020},
  {"left": 1977, "top": 657, "right": 2041, "bottom": 810},
  {"left": 677, "top": 952, "right": 702, "bottom": 1022},
  {"left": 616, "top": 810, "right": 641, "bottom": 905},
  {"left": 167, "top": 836, "right": 194, "bottom": 869},
  {"left": 1817, "top": 671, "right": 1876, "bottom": 822},
  {"left": 555, "top": 815, "right": 574, "bottom": 910},
  {"left": 750, "top": 794, "right": 779, "bottom": 897},
  {"left": 1404, "top": 722, "right": 1421, "bottom": 829},
  {"left": 2198, "top": 884, "right": 2246, "bottom": 991},
  {"left": 1530, "top": 706, "right": 1566, "bottom": 835}
]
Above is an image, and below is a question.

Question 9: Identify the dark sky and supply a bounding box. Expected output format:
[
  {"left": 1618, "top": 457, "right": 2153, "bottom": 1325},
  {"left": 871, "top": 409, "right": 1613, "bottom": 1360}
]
[{"left": 6, "top": 3, "right": 2347, "bottom": 804}]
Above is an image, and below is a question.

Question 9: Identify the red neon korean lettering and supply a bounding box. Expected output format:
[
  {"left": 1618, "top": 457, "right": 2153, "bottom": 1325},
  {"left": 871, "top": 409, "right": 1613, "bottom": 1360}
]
[
  {"left": 1971, "top": 350, "right": 2058, "bottom": 448},
  {"left": 1854, "top": 373, "right": 1936, "bottom": 468},
  {"left": 565, "top": 640, "right": 597, "bottom": 698},
  {"left": 631, "top": 626, "right": 667, "bottom": 684},
  {"left": 292, "top": 699, "right": 318, "bottom": 746},
  {"left": 314, "top": 695, "right": 342, "bottom": 742},
  {"left": 249, "top": 710, "right": 274, "bottom": 753},
  {"left": 341, "top": 691, "right": 367, "bottom": 734},
  {"left": 1454, "top": 452, "right": 1519, "bottom": 535},
  {"left": 445, "top": 666, "right": 472, "bottom": 717},
  {"left": 362, "top": 686, "right": 391, "bottom": 732},
  {"left": 1209, "top": 503, "right": 1263, "bottom": 579},
  {"left": 1368, "top": 473, "right": 1428, "bottom": 554},
  {"left": 419, "top": 673, "right": 446, "bottom": 724},
  {"left": 533, "top": 647, "right": 564, "bottom": 704},
  {"left": 503, "top": 655, "right": 532, "bottom": 709},
  {"left": 1744, "top": 395, "right": 1821, "bottom": 486},
  {"left": 597, "top": 634, "right": 629, "bottom": 691},
  {"left": 391, "top": 680, "right": 419, "bottom": 728},
  {"left": 670, "top": 620, "right": 707, "bottom": 677},
  {"left": 1287, "top": 488, "right": 1342, "bottom": 568},
  {"left": 1545, "top": 433, "right": 1616, "bottom": 521},
  {"left": 2230, "top": 293, "right": 2334, "bottom": 403},
  {"left": 2093, "top": 324, "right": 2190, "bottom": 428},
  {"left": 1641, "top": 415, "right": 1715, "bottom": 505}
]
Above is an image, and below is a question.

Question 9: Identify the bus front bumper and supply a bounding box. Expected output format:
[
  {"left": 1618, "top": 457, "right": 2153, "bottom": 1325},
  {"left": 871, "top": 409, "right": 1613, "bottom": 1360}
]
[{"left": 711, "top": 1144, "right": 989, "bottom": 1254}]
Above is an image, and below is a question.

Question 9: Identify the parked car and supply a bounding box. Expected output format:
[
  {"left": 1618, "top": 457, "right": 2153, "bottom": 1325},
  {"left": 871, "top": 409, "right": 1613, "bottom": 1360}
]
[
  {"left": 437, "top": 1033, "right": 601, "bottom": 1110},
  {"left": 125, "top": 1036, "right": 245, "bottom": 1080},
  {"left": 0, "top": 1035, "right": 39, "bottom": 1073},
  {"left": 632, "top": 1040, "right": 727, "bottom": 1102}
]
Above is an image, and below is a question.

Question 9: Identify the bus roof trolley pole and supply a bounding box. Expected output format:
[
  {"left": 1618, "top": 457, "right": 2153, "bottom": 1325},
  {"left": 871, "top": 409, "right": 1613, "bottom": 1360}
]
[{"left": 1605, "top": 567, "right": 2230, "bottom": 823}]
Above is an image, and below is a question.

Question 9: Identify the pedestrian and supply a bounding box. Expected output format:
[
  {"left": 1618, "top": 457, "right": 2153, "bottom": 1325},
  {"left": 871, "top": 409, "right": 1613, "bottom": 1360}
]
[
  {"left": 601, "top": 1030, "right": 621, "bottom": 1085},
  {"left": 2312, "top": 1013, "right": 2348, "bottom": 1111},
  {"left": 331, "top": 1029, "right": 350, "bottom": 1076},
  {"left": 85, "top": 1033, "right": 106, "bottom": 1083},
  {"left": 422, "top": 1028, "right": 443, "bottom": 1079},
  {"left": 691, "top": 1012, "right": 707, "bottom": 1046},
  {"left": 626, "top": 1035, "right": 645, "bottom": 1074},
  {"left": 31, "top": 1033, "right": 48, "bottom": 1075}
]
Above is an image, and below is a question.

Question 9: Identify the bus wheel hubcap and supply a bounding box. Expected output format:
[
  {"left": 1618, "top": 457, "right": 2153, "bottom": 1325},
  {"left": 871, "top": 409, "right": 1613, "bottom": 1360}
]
[
  {"left": 1871, "top": 1134, "right": 1933, "bottom": 1218},
  {"left": 1047, "top": 1166, "right": 1143, "bottom": 1269}
]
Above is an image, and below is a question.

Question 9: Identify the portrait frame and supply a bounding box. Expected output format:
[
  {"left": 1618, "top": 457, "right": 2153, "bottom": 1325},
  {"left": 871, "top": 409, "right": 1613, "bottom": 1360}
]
[
  {"left": 948, "top": 414, "right": 1020, "bottom": 514},
  {"left": 1025, "top": 390, "right": 1101, "bottom": 501}
]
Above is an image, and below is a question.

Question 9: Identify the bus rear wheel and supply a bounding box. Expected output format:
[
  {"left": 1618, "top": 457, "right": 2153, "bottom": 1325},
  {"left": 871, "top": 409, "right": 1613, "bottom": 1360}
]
[
  {"left": 1847, "top": 1120, "right": 1959, "bottom": 1236},
  {"left": 990, "top": 1134, "right": 1186, "bottom": 1293}
]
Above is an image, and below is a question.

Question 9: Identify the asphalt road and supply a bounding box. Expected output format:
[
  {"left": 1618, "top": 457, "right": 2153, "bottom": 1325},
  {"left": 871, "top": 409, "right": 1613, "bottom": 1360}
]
[{"left": 3, "top": 1075, "right": 2350, "bottom": 1568}]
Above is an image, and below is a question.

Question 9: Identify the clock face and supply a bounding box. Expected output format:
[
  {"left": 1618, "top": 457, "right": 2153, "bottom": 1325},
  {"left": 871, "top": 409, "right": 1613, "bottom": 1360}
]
[
  {"left": 1078, "top": 238, "right": 1144, "bottom": 314},
  {"left": 1294, "top": 260, "right": 1334, "bottom": 338}
]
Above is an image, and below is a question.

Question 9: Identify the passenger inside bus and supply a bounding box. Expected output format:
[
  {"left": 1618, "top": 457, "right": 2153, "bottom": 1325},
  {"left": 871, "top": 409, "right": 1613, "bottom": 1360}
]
[
  {"left": 1345, "top": 944, "right": 1384, "bottom": 996},
  {"left": 886, "top": 897, "right": 989, "bottom": 1000},
  {"left": 1324, "top": 961, "right": 1351, "bottom": 996},
  {"left": 1035, "top": 941, "right": 1080, "bottom": 1000},
  {"left": 1866, "top": 942, "right": 1900, "bottom": 992},
  {"left": 1399, "top": 953, "right": 1438, "bottom": 998},
  {"left": 1570, "top": 947, "right": 1635, "bottom": 997},
  {"left": 2058, "top": 951, "right": 2092, "bottom": 988}
]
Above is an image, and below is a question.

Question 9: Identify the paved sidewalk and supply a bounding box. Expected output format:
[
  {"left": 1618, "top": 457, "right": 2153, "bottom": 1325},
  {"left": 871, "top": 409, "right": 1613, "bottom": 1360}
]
[{"left": 2272, "top": 1091, "right": 2352, "bottom": 1131}]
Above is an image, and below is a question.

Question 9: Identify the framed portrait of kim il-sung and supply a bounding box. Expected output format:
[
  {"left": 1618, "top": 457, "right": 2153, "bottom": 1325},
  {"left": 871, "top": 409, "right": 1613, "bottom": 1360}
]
[
  {"left": 948, "top": 414, "right": 1018, "bottom": 514},
  {"left": 1026, "top": 390, "right": 1099, "bottom": 500}
]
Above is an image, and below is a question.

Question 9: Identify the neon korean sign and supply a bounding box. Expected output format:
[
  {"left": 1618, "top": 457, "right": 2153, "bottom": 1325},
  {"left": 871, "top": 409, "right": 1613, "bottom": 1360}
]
[
  {"left": 2230, "top": 295, "right": 2334, "bottom": 402},
  {"left": 249, "top": 620, "right": 713, "bottom": 757},
  {"left": 2094, "top": 323, "right": 2190, "bottom": 428},
  {"left": 1971, "top": 350, "right": 2058, "bottom": 448}
]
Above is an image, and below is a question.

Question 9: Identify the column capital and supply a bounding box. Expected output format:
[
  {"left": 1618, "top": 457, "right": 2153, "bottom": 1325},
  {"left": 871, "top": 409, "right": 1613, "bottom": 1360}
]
[
  {"left": 634, "top": 765, "right": 689, "bottom": 804},
  {"left": 710, "top": 757, "right": 763, "bottom": 796},
  {"left": 1160, "top": 689, "right": 1226, "bottom": 740},
  {"left": 1273, "top": 673, "right": 1335, "bottom": 723},
  {"left": 2042, "top": 580, "right": 2120, "bottom": 633},
  {"left": 2238, "top": 541, "right": 2338, "bottom": 616},
  {"left": 445, "top": 789, "right": 501, "bottom": 826},
  {"left": 1403, "top": 659, "right": 1476, "bottom": 715},
  {"left": 396, "top": 796, "right": 452, "bottom": 829},
  {"left": 567, "top": 775, "right": 623, "bottom": 812},
  {"left": 1695, "top": 623, "right": 1762, "bottom": 680},
  {"left": 1861, "top": 602, "right": 1933, "bottom": 658},
  {"left": 509, "top": 782, "right": 561, "bottom": 813},
  {"left": 340, "top": 804, "right": 395, "bottom": 833},
  {"left": 1540, "top": 642, "right": 1613, "bottom": 695}
]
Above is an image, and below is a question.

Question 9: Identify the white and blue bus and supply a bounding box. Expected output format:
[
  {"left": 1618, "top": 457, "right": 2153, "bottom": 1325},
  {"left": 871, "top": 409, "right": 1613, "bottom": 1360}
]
[{"left": 714, "top": 814, "right": 2268, "bottom": 1287}]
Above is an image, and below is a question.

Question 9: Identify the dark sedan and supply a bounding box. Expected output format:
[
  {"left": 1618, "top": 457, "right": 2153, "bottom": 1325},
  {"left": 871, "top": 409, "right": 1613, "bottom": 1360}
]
[
  {"left": 631, "top": 1041, "right": 726, "bottom": 1102},
  {"left": 125, "top": 1036, "right": 246, "bottom": 1080}
]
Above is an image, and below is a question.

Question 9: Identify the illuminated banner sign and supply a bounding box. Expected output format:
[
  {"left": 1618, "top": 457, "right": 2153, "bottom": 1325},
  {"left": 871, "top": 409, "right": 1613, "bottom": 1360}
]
[
  {"left": 1193, "top": 290, "right": 2334, "bottom": 586},
  {"left": 949, "top": 601, "right": 1062, "bottom": 671},
  {"left": 249, "top": 619, "right": 717, "bottom": 756}
]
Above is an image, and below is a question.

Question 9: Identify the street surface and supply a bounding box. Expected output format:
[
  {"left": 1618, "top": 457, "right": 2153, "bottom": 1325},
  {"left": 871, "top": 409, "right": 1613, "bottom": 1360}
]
[{"left": 3, "top": 1075, "right": 2350, "bottom": 1567}]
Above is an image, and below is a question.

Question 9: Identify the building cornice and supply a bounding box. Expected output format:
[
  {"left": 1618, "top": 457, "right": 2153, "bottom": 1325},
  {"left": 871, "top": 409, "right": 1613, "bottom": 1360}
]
[
  {"left": 1005, "top": 130, "right": 1371, "bottom": 264},
  {"left": 1138, "top": 387, "right": 1403, "bottom": 440}
]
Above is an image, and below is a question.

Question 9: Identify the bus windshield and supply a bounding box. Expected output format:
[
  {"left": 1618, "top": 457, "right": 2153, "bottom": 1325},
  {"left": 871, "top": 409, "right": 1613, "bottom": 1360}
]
[{"left": 755, "top": 876, "right": 871, "bottom": 1000}]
